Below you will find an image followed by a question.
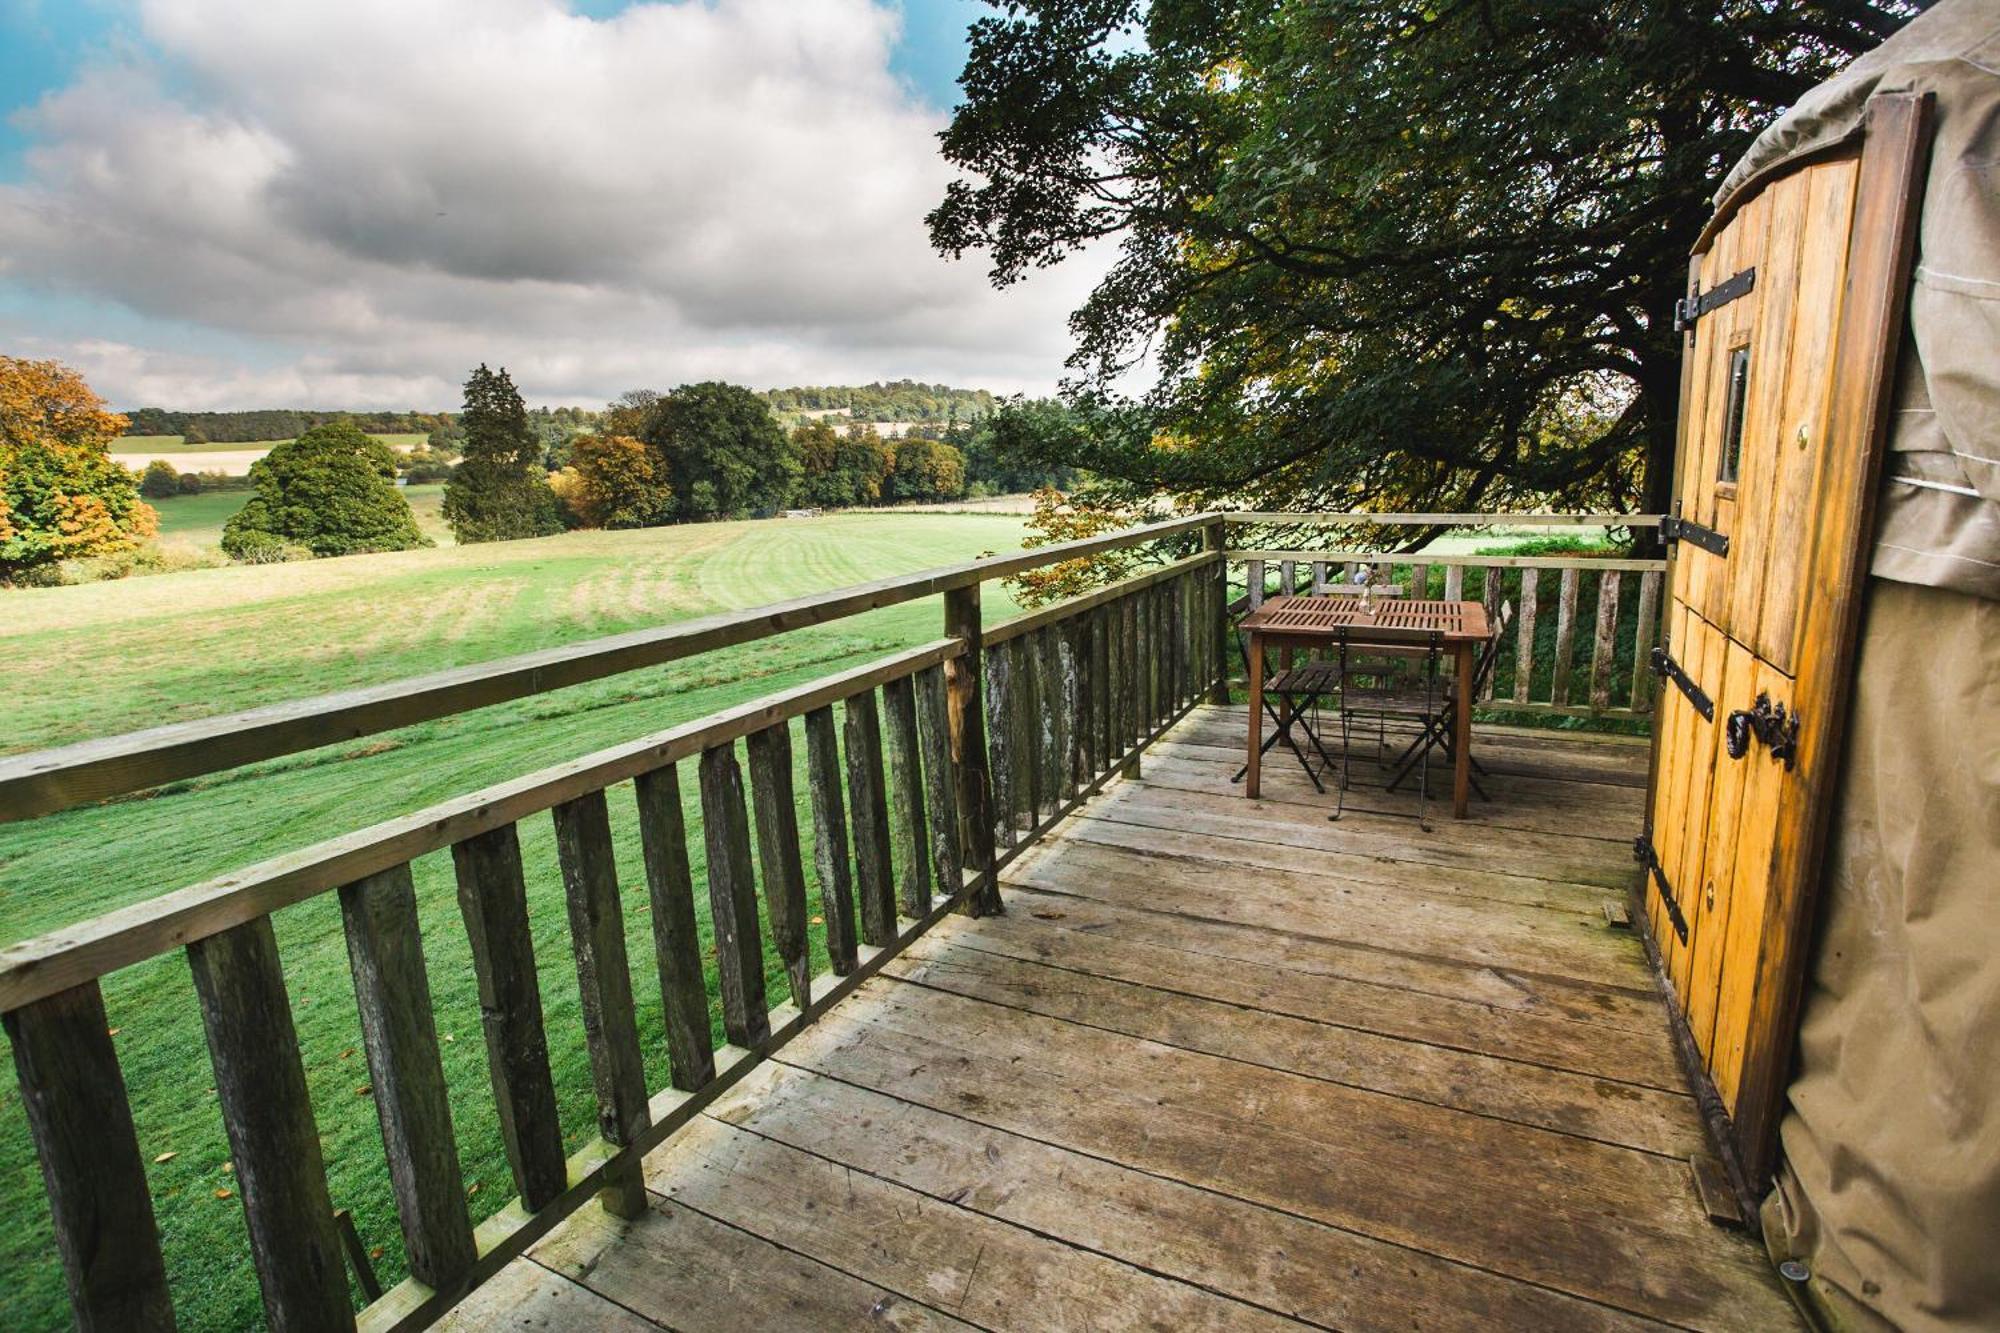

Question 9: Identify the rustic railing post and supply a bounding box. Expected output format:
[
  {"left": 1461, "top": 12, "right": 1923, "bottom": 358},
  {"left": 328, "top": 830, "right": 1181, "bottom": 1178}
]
[
  {"left": 552, "top": 791, "right": 651, "bottom": 1219},
  {"left": 1632, "top": 570, "right": 1663, "bottom": 711},
  {"left": 1205, "top": 520, "right": 1230, "bottom": 702},
  {"left": 632, "top": 764, "right": 717, "bottom": 1090},
  {"left": 452, "top": 825, "right": 568, "bottom": 1211},
  {"left": 943, "top": 583, "right": 1001, "bottom": 915},
  {"left": 187, "top": 918, "right": 354, "bottom": 1330},
  {"left": 746, "top": 725, "right": 814, "bottom": 1010},
  {"left": 1515, "top": 568, "right": 1540, "bottom": 704},
  {"left": 802, "top": 706, "right": 861, "bottom": 973},
  {"left": 698, "top": 742, "right": 770, "bottom": 1047},
  {"left": 882, "top": 675, "right": 933, "bottom": 917},
  {"left": 915, "top": 664, "right": 966, "bottom": 900},
  {"left": 1551, "top": 567, "right": 1581, "bottom": 706},
  {"left": 841, "top": 691, "right": 898, "bottom": 946},
  {"left": 338, "top": 864, "right": 477, "bottom": 1289},
  {"left": 4, "top": 983, "right": 175, "bottom": 1331}
]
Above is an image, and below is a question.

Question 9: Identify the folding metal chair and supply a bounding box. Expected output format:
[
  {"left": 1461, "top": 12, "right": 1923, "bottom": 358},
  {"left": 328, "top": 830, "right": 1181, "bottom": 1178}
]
[
  {"left": 1230, "top": 629, "right": 1343, "bottom": 793},
  {"left": 1324, "top": 630, "right": 1448, "bottom": 828},
  {"left": 1340, "top": 603, "right": 1514, "bottom": 816}
]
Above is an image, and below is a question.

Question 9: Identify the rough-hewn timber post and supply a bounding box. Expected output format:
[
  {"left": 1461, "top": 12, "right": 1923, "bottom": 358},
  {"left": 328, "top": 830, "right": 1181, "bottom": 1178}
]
[
  {"left": 1204, "top": 519, "right": 1231, "bottom": 704},
  {"left": 4, "top": 983, "right": 175, "bottom": 1331},
  {"left": 944, "top": 583, "right": 1001, "bottom": 916}
]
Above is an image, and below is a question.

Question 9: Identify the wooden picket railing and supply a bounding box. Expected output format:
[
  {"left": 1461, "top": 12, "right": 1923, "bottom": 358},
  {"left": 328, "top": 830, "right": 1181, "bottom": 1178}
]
[
  {"left": 0, "top": 510, "right": 1652, "bottom": 1330},
  {"left": 1226, "top": 513, "right": 1667, "bottom": 718},
  {"left": 0, "top": 514, "right": 1227, "bottom": 1332}
]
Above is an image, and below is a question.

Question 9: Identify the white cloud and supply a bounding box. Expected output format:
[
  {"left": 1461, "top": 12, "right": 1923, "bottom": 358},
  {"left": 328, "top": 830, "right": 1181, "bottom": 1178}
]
[{"left": 0, "top": 0, "right": 1102, "bottom": 408}]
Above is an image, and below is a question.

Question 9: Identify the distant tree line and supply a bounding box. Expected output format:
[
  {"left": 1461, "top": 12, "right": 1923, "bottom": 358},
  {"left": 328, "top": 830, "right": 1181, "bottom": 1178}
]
[
  {"left": 121, "top": 408, "right": 452, "bottom": 442},
  {"left": 763, "top": 381, "right": 997, "bottom": 424},
  {"left": 448, "top": 370, "right": 1080, "bottom": 543},
  {"left": 121, "top": 388, "right": 994, "bottom": 447},
  {"left": 100, "top": 369, "right": 1085, "bottom": 559}
]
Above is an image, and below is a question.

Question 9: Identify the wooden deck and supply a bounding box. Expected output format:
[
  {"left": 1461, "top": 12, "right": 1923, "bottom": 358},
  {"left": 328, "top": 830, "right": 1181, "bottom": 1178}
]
[{"left": 442, "top": 705, "right": 1799, "bottom": 1331}]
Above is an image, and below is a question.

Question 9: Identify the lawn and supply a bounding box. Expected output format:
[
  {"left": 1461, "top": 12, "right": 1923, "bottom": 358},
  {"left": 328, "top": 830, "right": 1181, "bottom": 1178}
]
[{"left": 0, "top": 511, "right": 1030, "bottom": 1331}]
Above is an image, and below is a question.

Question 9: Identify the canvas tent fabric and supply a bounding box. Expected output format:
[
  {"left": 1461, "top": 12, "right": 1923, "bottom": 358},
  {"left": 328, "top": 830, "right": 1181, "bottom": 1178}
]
[
  {"left": 1712, "top": 5, "right": 2000, "bottom": 1329},
  {"left": 1759, "top": 581, "right": 2000, "bottom": 1332},
  {"left": 1715, "top": 0, "right": 2000, "bottom": 601}
]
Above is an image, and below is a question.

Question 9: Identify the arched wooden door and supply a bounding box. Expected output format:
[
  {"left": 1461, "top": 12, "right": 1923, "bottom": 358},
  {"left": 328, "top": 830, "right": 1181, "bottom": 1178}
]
[{"left": 1640, "top": 94, "right": 1934, "bottom": 1187}]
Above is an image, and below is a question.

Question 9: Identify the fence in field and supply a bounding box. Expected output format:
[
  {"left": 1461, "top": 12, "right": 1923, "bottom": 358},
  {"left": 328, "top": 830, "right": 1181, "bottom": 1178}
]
[{"left": 0, "top": 510, "right": 1655, "bottom": 1330}]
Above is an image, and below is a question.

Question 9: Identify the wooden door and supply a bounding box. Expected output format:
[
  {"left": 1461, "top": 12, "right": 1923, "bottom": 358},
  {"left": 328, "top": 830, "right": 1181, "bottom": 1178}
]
[{"left": 1641, "top": 95, "right": 1933, "bottom": 1185}]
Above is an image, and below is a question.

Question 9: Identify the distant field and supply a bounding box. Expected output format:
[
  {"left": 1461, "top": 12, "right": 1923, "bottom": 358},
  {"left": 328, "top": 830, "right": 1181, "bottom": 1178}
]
[
  {"left": 114, "top": 432, "right": 430, "bottom": 475},
  {"left": 150, "top": 484, "right": 455, "bottom": 549},
  {"left": 0, "top": 510, "right": 1030, "bottom": 1331}
]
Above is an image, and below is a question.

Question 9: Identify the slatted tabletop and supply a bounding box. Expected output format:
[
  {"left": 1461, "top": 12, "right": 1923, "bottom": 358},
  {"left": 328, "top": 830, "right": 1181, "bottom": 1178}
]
[{"left": 1241, "top": 595, "right": 1490, "bottom": 644}]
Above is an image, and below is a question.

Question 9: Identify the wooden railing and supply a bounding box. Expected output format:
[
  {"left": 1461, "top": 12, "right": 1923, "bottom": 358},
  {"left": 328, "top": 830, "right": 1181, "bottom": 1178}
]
[
  {"left": 0, "top": 515, "right": 1226, "bottom": 1332},
  {"left": 0, "top": 510, "right": 1651, "bottom": 1330},
  {"left": 1225, "top": 514, "right": 1666, "bottom": 718}
]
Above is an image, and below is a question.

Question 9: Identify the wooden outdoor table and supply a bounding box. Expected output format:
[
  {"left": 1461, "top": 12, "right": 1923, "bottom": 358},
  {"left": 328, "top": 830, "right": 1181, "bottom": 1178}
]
[{"left": 1242, "top": 596, "right": 1491, "bottom": 817}]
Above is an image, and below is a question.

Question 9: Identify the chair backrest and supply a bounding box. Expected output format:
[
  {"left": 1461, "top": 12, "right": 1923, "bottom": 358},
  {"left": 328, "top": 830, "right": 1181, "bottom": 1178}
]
[{"left": 1469, "top": 600, "right": 1514, "bottom": 695}]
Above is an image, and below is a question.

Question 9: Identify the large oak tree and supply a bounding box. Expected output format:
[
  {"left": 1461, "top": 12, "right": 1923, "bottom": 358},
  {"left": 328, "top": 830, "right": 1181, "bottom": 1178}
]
[{"left": 931, "top": 0, "right": 1923, "bottom": 524}]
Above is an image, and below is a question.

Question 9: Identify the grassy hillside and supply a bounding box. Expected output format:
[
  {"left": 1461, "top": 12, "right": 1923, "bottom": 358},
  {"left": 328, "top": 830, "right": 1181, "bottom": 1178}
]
[{"left": 0, "top": 511, "right": 1029, "bottom": 1330}]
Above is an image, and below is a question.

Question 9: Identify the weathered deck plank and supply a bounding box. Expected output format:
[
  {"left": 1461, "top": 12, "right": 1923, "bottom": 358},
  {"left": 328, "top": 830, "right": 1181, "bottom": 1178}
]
[
  {"left": 939, "top": 885, "right": 1685, "bottom": 1083},
  {"left": 882, "top": 935, "right": 1703, "bottom": 1155},
  {"left": 433, "top": 1262, "right": 656, "bottom": 1331},
  {"left": 1002, "top": 837, "right": 1651, "bottom": 990},
  {"left": 444, "top": 708, "right": 1797, "bottom": 1332},
  {"left": 533, "top": 1194, "right": 976, "bottom": 1332},
  {"left": 778, "top": 982, "right": 1792, "bottom": 1328},
  {"left": 713, "top": 1062, "right": 1670, "bottom": 1333}
]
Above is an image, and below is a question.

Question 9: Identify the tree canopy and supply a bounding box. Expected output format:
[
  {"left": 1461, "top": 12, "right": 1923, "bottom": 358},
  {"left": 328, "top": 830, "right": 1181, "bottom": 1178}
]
[
  {"left": 640, "top": 382, "right": 799, "bottom": 520},
  {"left": 931, "top": 0, "right": 1920, "bottom": 522},
  {"left": 442, "top": 364, "right": 561, "bottom": 543},
  {"left": 792, "top": 419, "right": 896, "bottom": 509},
  {"left": 887, "top": 436, "right": 968, "bottom": 504},
  {"left": 764, "top": 381, "right": 997, "bottom": 424},
  {"left": 0, "top": 356, "right": 157, "bottom": 581},
  {"left": 221, "top": 420, "right": 428, "bottom": 558},
  {"left": 139, "top": 458, "right": 182, "bottom": 499},
  {"left": 552, "top": 433, "right": 675, "bottom": 529}
]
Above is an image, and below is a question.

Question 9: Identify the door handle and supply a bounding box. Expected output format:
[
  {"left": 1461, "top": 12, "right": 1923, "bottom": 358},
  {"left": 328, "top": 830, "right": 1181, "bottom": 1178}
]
[{"left": 1725, "top": 692, "right": 1799, "bottom": 770}]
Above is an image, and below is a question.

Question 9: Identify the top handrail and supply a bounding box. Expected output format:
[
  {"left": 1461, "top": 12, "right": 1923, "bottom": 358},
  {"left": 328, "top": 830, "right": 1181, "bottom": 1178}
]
[{"left": 1223, "top": 511, "right": 1661, "bottom": 527}]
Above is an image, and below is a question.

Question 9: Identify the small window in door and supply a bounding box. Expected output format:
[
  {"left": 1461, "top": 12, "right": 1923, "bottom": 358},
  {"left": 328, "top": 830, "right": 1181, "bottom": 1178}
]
[{"left": 1719, "top": 346, "right": 1750, "bottom": 486}]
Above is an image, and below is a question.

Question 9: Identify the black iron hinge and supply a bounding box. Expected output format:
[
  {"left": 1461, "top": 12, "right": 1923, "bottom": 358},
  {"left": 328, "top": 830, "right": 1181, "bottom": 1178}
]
[
  {"left": 1674, "top": 266, "right": 1757, "bottom": 333},
  {"left": 1662, "top": 511, "right": 1729, "bottom": 557},
  {"left": 1650, "top": 646, "right": 1715, "bottom": 721},
  {"left": 1634, "top": 835, "right": 1689, "bottom": 944}
]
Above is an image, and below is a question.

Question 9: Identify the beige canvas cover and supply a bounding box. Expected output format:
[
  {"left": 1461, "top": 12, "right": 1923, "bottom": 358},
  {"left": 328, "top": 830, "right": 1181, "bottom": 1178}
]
[
  {"left": 1759, "top": 581, "right": 2000, "bottom": 1331},
  {"left": 1716, "top": 0, "right": 2000, "bottom": 601},
  {"left": 1713, "top": 5, "right": 2000, "bottom": 1328}
]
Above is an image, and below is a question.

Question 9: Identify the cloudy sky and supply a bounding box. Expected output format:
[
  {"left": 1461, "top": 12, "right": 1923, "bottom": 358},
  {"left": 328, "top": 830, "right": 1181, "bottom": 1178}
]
[{"left": 0, "top": 0, "right": 1106, "bottom": 410}]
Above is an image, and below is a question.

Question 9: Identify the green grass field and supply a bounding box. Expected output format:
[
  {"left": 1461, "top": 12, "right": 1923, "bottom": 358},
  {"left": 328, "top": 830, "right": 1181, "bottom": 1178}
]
[{"left": 0, "top": 511, "right": 1029, "bottom": 1330}]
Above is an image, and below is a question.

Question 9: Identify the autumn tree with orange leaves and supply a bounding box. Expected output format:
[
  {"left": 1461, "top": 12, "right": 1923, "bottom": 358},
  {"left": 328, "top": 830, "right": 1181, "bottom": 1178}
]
[
  {"left": 550, "top": 433, "right": 674, "bottom": 529},
  {"left": 1, "top": 357, "right": 157, "bottom": 581}
]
